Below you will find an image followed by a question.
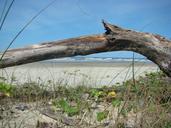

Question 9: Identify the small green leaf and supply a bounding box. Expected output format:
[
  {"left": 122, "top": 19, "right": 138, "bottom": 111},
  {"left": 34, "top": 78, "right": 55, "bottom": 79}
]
[
  {"left": 112, "top": 99, "right": 121, "bottom": 107},
  {"left": 96, "top": 111, "right": 109, "bottom": 122},
  {"left": 57, "top": 99, "right": 79, "bottom": 116},
  {"left": 58, "top": 99, "right": 70, "bottom": 112},
  {"left": 67, "top": 107, "right": 79, "bottom": 116},
  {"left": 0, "top": 82, "right": 13, "bottom": 93}
]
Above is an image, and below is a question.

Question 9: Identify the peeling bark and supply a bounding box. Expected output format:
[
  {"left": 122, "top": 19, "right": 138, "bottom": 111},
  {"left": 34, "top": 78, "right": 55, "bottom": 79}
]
[{"left": 0, "top": 21, "right": 171, "bottom": 77}]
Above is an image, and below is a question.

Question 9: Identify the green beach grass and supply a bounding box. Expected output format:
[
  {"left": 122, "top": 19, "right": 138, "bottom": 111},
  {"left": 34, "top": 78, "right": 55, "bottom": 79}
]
[
  {"left": 0, "top": 71, "right": 171, "bottom": 128},
  {"left": 0, "top": 1, "right": 170, "bottom": 127}
]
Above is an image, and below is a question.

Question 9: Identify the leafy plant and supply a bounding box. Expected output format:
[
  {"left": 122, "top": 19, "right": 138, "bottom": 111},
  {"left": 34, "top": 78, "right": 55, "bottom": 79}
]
[
  {"left": 90, "top": 89, "right": 104, "bottom": 98},
  {"left": 0, "top": 82, "right": 14, "bottom": 96},
  {"left": 96, "top": 110, "right": 109, "bottom": 122},
  {"left": 112, "top": 99, "right": 122, "bottom": 107},
  {"left": 55, "top": 99, "right": 79, "bottom": 116}
]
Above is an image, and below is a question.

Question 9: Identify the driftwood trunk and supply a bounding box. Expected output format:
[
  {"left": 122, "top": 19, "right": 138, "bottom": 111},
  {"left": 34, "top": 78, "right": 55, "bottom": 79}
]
[{"left": 0, "top": 21, "right": 171, "bottom": 77}]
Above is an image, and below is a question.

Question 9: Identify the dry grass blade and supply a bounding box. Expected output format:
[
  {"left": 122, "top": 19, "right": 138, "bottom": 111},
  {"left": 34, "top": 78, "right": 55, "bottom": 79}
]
[
  {"left": 0, "top": 0, "right": 57, "bottom": 61},
  {"left": 132, "top": 52, "right": 136, "bottom": 86},
  {"left": 0, "top": 0, "right": 8, "bottom": 24},
  {"left": 0, "top": 0, "right": 15, "bottom": 31}
]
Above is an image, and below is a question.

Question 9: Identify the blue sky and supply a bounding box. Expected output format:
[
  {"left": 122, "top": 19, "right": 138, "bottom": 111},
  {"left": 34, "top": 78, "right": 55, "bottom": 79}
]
[{"left": 0, "top": 0, "right": 171, "bottom": 58}]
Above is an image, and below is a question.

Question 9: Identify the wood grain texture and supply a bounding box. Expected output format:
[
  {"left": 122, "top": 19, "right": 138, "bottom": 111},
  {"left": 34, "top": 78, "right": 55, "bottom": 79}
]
[{"left": 0, "top": 21, "right": 171, "bottom": 77}]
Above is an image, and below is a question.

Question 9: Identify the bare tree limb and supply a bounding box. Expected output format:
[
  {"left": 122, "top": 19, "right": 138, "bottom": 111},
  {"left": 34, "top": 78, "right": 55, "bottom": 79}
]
[{"left": 0, "top": 21, "right": 171, "bottom": 77}]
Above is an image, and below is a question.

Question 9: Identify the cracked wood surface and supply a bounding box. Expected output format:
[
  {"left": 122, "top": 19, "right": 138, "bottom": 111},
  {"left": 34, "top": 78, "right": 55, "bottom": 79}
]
[{"left": 0, "top": 21, "right": 171, "bottom": 77}]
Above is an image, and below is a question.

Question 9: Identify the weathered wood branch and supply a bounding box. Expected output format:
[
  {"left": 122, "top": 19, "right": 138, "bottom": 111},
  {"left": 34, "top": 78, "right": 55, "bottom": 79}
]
[{"left": 0, "top": 21, "right": 171, "bottom": 77}]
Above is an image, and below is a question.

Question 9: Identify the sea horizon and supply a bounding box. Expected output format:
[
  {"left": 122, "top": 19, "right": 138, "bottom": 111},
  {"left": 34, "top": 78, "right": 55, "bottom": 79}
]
[{"left": 43, "top": 56, "right": 151, "bottom": 63}]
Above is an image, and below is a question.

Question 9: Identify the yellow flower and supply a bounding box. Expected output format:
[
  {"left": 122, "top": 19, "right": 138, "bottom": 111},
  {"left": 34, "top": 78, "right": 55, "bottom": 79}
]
[{"left": 107, "top": 91, "right": 116, "bottom": 98}]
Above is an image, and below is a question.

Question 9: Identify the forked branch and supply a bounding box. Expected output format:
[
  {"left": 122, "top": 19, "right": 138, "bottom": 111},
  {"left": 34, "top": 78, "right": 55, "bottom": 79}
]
[{"left": 0, "top": 21, "right": 171, "bottom": 77}]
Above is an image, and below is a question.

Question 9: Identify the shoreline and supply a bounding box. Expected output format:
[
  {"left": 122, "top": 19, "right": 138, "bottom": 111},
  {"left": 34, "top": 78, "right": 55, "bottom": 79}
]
[{"left": 17, "top": 61, "right": 155, "bottom": 67}]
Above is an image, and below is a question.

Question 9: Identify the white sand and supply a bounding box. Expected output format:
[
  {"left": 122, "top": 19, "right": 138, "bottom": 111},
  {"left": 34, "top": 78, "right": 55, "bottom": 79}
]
[{"left": 0, "top": 61, "right": 159, "bottom": 87}]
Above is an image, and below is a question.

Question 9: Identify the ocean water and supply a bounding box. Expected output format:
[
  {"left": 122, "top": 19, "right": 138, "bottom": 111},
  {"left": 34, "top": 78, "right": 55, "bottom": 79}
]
[{"left": 44, "top": 57, "right": 150, "bottom": 63}]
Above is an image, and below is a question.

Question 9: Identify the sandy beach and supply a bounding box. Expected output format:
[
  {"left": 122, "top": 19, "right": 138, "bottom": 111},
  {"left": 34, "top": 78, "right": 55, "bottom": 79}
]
[{"left": 0, "top": 61, "right": 159, "bottom": 87}]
